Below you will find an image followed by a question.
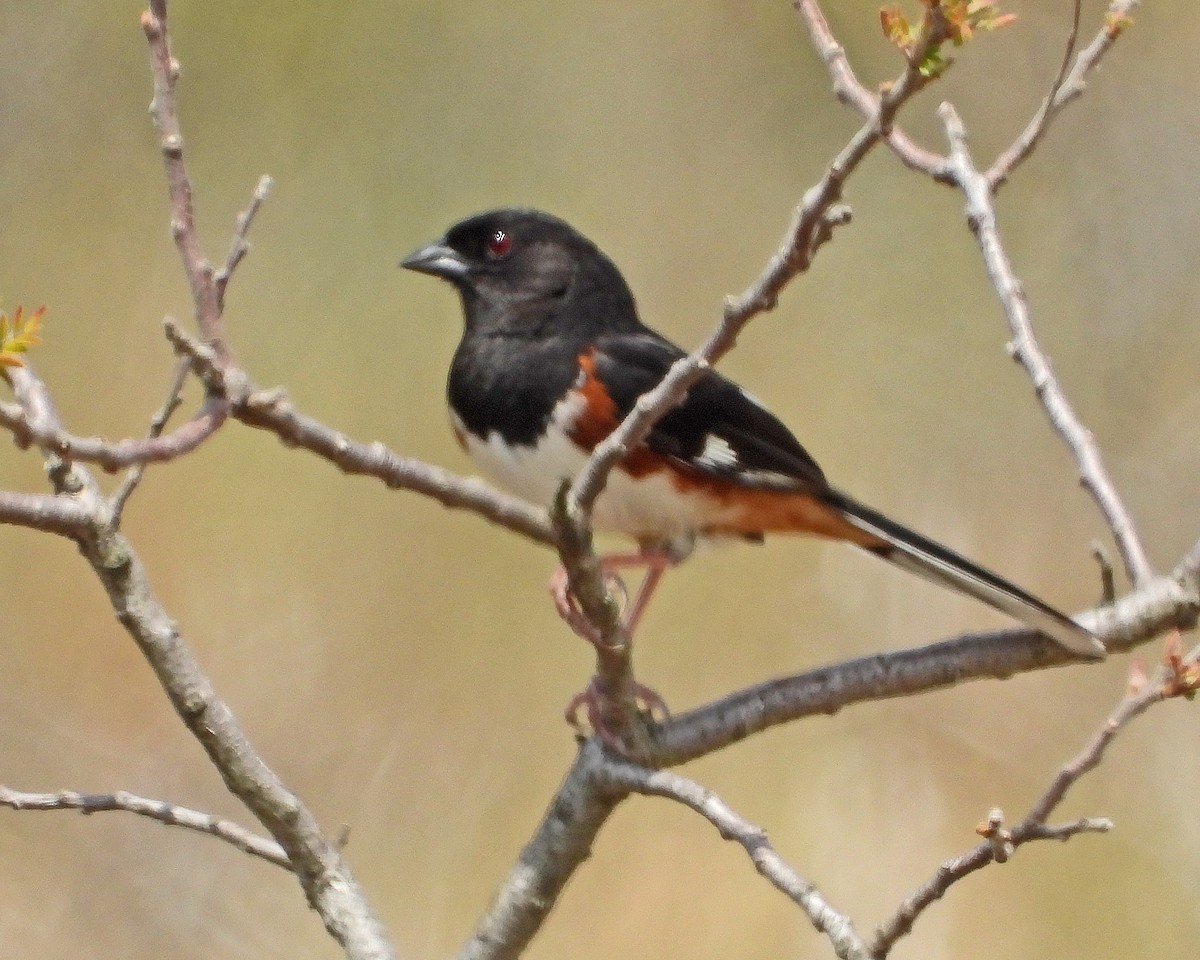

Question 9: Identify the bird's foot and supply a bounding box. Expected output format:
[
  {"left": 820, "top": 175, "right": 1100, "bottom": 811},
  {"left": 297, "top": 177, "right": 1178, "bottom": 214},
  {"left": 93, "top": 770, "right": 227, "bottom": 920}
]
[{"left": 564, "top": 677, "right": 671, "bottom": 748}]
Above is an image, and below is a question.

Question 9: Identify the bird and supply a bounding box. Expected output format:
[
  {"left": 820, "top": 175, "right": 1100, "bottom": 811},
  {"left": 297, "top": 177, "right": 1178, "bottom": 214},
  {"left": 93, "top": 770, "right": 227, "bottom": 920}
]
[{"left": 401, "top": 207, "right": 1104, "bottom": 660}]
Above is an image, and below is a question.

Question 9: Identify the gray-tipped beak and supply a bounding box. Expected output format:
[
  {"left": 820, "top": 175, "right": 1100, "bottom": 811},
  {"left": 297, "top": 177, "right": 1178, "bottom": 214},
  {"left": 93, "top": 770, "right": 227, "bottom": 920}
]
[{"left": 400, "top": 242, "right": 469, "bottom": 281}]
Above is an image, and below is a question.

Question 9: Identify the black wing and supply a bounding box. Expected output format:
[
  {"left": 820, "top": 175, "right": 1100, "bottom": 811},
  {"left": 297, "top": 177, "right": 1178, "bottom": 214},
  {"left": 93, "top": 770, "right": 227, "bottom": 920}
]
[
  {"left": 593, "top": 333, "right": 1104, "bottom": 658},
  {"left": 592, "top": 331, "right": 829, "bottom": 494}
]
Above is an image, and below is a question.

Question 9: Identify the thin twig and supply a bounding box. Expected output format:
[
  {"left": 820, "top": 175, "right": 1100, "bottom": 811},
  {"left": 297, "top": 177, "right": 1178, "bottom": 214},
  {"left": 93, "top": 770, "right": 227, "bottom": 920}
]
[
  {"left": 1023, "top": 666, "right": 1175, "bottom": 824},
  {"left": 987, "top": 0, "right": 1140, "bottom": 190},
  {"left": 986, "top": 0, "right": 1083, "bottom": 189},
  {"left": 111, "top": 357, "right": 193, "bottom": 521},
  {"left": 216, "top": 174, "right": 274, "bottom": 308},
  {"left": 938, "top": 102, "right": 1154, "bottom": 588},
  {"left": 0, "top": 785, "right": 290, "bottom": 869},
  {"left": 602, "top": 761, "right": 869, "bottom": 960},
  {"left": 0, "top": 385, "right": 226, "bottom": 471},
  {"left": 870, "top": 812, "right": 1111, "bottom": 958},
  {"left": 871, "top": 641, "right": 1190, "bottom": 958},
  {"left": 791, "top": 0, "right": 948, "bottom": 179},
  {"left": 797, "top": 0, "right": 1140, "bottom": 189}
]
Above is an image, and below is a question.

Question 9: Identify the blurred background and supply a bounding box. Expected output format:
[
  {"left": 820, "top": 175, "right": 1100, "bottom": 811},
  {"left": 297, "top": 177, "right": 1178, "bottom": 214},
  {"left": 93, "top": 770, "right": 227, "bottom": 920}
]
[{"left": 1, "top": 1, "right": 1198, "bottom": 957}]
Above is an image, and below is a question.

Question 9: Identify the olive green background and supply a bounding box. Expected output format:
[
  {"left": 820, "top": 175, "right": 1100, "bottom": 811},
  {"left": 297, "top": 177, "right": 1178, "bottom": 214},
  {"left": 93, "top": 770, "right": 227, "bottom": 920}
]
[{"left": 1, "top": 2, "right": 1198, "bottom": 958}]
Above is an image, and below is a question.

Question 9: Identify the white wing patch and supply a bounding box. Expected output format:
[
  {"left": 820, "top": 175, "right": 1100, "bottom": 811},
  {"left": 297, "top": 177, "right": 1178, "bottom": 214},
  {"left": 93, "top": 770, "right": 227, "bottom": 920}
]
[
  {"left": 688, "top": 428, "right": 802, "bottom": 490},
  {"left": 694, "top": 433, "right": 740, "bottom": 471}
]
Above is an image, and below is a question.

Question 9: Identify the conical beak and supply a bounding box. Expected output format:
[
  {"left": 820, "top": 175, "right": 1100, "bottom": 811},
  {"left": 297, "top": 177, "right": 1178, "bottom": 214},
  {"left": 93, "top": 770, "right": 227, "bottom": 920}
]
[{"left": 400, "top": 242, "right": 469, "bottom": 281}]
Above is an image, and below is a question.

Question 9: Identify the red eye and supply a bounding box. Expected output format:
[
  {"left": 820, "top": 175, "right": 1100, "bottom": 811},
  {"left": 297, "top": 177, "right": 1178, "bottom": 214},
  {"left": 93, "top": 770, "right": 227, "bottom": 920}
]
[{"left": 485, "top": 229, "right": 513, "bottom": 259}]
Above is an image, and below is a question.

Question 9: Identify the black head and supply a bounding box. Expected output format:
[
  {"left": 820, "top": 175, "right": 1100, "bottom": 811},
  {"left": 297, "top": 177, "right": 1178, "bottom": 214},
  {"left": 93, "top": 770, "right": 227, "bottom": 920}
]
[{"left": 401, "top": 208, "right": 640, "bottom": 338}]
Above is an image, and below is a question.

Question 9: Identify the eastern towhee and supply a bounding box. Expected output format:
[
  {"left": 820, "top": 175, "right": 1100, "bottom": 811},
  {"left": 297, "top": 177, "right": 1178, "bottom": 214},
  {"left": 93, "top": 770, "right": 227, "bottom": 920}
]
[{"left": 402, "top": 208, "right": 1103, "bottom": 659}]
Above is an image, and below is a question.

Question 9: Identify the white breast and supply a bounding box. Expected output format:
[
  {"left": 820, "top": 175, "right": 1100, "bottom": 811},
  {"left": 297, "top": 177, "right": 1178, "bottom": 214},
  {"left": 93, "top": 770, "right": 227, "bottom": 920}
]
[{"left": 452, "top": 395, "right": 739, "bottom": 541}]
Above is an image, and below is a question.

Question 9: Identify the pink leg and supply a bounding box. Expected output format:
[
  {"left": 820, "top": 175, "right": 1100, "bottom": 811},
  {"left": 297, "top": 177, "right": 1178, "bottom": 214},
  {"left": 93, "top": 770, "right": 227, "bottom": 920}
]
[
  {"left": 548, "top": 549, "right": 679, "bottom": 640},
  {"left": 622, "top": 552, "right": 675, "bottom": 636},
  {"left": 549, "top": 548, "right": 681, "bottom": 740}
]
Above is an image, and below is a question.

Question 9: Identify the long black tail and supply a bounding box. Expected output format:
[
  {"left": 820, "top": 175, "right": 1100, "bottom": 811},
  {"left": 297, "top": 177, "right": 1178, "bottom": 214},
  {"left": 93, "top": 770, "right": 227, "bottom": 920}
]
[{"left": 824, "top": 489, "right": 1104, "bottom": 658}]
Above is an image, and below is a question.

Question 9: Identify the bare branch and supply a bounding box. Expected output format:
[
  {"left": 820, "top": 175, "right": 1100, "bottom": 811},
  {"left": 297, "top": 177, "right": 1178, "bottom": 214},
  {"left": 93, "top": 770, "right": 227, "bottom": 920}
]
[
  {"left": 572, "top": 26, "right": 949, "bottom": 516},
  {"left": 872, "top": 640, "right": 1185, "bottom": 958},
  {"left": 456, "top": 743, "right": 622, "bottom": 960},
  {"left": 5, "top": 352, "right": 394, "bottom": 960},
  {"left": 553, "top": 17, "right": 949, "bottom": 676},
  {"left": 0, "top": 389, "right": 227, "bottom": 471},
  {"left": 1023, "top": 663, "right": 1175, "bottom": 825},
  {"left": 0, "top": 785, "right": 289, "bottom": 869},
  {"left": 870, "top": 810, "right": 1111, "bottom": 958},
  {"left": 1, "top": 10, "right": 277, "bottom": 483},
  {"left": 798, "top": 0, "right": 1140, "bottom": 191},
  {"left": 163, "top": 319, "right": 557, "bottom": 548},
  {"left": 1024, "top": 816, "right": 1114, "bottom": 842},
  {"left": 216, "top": 174, "right": 274, "bottom": 307},
  {"left": 141, "top": 2, "right": 225, "bottom": 358},
  {"left": 567, "top": 11, "right": 952, "bottom": 520},
  {"left": 111, "top": 358, "right": 193, "bottom": 520},
  {"left": 541, "top": 9, "right": 951, "bottom": 749},
  {"left": 461, "top": 549, "right": 1197, "bottom": 960},
  {"left": 0, "top": 489, "right": 93, "bottom": 537},
  {"left": 791, "top": 0, "right": 948, "bottom": 178},
  {"left": 938, "top": 102, "right": 1155, "bottom": 588},
  {"left": 988, "top": 0, "right": 1139, "bottom": 190},
  {"left": 654, "top": 563, "right": 1196, "bottom": 765},
  {"left": 795, "top": 0, "right": 1155, "bottom": 589},
  {"left": 602, "top": 760, "right": 868, "bottom": 960}
]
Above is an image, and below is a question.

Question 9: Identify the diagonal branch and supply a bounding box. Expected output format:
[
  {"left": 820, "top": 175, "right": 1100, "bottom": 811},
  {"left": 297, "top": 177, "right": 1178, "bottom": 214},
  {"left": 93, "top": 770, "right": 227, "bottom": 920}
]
[
  {"left": 872, "top": 638, "right": 1191, "bottom": 958},
  {"left": 552, "top": 14, "right": 952, "bottom": 688},
  {"left": 216, "top": 174, "right": 274, "bottom": 308},
  {"left": 988, "top": 0, "right": 1140, "bottom": 190},
  {"left": 0, "top": 784, "right": 289, "bottom": 869},
  {"left": 162, "top": 320, "right": 556, "bottom": 548},
  {"left": 654, "top": 554, "right": 1197, "bottom": 765},
  {"left": 6, "top": 356, "right": 394, "bottom": 960},
  {"left": 456, "top": 742, "right": 623, "bottom": 960},
  {"left": 939, "top": 102, "right": 1155, "bottom": 587},
  {"left": 111, "top": 358, "right": 193, "bottom": 520},
  {"left": 567, "top": 9, "right": 950, "bottom": 521},
  {"left": 602, "top": 760, "right": 869, "bottom": 960},
  {"left": 985, "top": 0, "right": 1083, "bottom": 189}
]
